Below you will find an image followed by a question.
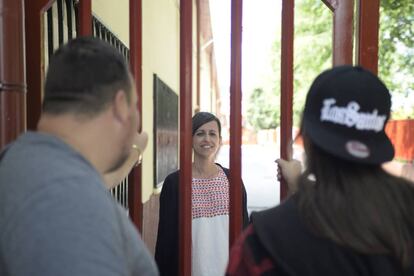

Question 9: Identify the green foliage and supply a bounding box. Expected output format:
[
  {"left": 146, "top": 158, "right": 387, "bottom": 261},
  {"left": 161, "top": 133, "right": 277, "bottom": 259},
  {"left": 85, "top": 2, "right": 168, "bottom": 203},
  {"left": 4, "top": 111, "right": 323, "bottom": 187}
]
[
  {"left": 293, "top": 0, "right": 332, "bottom": 126},
  {"left": 379, "top": 0, "right": 414, "bottom": 119},
  {"left": 247, "top": 0, "right": 332, "bottom": 130},
  {"left": 246, "top": 0, "right": 414, "bottom": 130},
  {"left": 246, "top": 88, "right": 280, "bottom": 130}
]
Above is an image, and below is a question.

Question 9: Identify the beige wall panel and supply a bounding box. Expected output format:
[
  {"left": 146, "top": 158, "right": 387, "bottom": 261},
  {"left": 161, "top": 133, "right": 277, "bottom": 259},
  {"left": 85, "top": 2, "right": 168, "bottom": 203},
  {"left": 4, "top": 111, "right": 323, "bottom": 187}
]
[
  {"left": 92, "top": 0, "right": 129, "bottom": 46},
  {"left": 141, "top": 0, "right": 180, "bottom": 202},
  {"left": 200, "top": 49, "right": 213, "bottom": 111}
]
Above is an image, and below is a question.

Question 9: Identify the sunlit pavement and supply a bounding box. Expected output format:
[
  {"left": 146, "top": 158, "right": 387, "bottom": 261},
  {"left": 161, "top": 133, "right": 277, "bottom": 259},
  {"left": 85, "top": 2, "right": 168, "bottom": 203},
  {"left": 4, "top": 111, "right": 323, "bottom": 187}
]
[
  {"left": 217, "top": 144, "right": 414, "bottom": 216},
  {"left": 217, "top": 144, "right": 281, "bottom": 215}
]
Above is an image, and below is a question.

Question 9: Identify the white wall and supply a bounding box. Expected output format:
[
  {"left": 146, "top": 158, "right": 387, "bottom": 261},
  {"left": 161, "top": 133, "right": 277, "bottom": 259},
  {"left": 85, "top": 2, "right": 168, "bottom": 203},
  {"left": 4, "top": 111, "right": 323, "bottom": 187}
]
[
  {"left": 92, "top": 0, "right": 129, "bottom": 46},
  {"left": 141, "top": 0, "right": 181, "bottom": 201}
]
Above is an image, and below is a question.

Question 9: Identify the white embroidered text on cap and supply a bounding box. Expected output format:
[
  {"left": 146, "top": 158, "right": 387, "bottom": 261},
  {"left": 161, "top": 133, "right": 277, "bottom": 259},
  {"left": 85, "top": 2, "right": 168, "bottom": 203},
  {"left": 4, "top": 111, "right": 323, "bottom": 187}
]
[{"left": 320, "top": 98, "right": 386, "bottom": 132}]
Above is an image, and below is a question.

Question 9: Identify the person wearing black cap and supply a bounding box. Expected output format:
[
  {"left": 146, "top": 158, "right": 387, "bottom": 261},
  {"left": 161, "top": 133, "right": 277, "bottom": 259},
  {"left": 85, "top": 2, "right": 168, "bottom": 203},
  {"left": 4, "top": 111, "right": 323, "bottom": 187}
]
[
  {"left": 226, "top": 65, "right": 414, "bottom": 275},
  {"left": 155, "top": 112, "right": 249, "bottom": 276}
]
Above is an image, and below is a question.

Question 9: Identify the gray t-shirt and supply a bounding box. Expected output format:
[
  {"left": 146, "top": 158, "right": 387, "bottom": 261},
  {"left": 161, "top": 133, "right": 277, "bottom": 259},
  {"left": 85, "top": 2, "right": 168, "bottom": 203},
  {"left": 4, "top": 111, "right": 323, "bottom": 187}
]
[{"left": 0, "top": 132, "right": 158, "bottom": 276}]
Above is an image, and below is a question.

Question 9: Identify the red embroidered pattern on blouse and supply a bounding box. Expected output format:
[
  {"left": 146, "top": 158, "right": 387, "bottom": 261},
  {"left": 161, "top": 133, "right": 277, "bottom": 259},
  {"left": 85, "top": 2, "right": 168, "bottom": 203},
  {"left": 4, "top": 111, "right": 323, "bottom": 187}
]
[{"left": 192, "top": 168, "right": 229, "bottom": 219}]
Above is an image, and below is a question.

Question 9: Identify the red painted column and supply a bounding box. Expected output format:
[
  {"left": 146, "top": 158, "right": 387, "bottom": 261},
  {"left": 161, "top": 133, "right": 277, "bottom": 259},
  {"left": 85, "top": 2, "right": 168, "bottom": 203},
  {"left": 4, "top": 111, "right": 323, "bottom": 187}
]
[
  {"left": 333, "top": 0, "right": 354, "bottom": 65},
  {"left": 0, "top": 0, "right": 26, "bottom": 149},
  {"left": 356, "top": 0, "right": 380, "bottom": 74},
  {"left": 128, "top": 0, "right": 143, "bottom": 232},
  {"left": 229, "top": 0, "right": 243, "bottom": 246},
  {"left": 196, "top": 0, "right": 201, "bottom": 110},
  {"left": 280, "top": 0, "right": 294, "bottom": 200},
  {"left": 24, "top": 0, "right": 54, "bottom": 130},
  {"left": 179, "top": 0, "right": 193, "bottom": 275},
  {"left": 78, "top": 0, "right": 92, "bottom": 36}
]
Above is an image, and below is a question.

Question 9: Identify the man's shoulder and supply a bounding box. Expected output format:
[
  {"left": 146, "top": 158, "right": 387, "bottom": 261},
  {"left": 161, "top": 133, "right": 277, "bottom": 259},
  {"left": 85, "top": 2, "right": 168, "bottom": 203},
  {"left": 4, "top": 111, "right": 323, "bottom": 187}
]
[
  {"left": 0, "top": 138, "right": 106, "bottom": 232},
  {"left": 1, "top": 182, "right": 157, "bottom": 275}
]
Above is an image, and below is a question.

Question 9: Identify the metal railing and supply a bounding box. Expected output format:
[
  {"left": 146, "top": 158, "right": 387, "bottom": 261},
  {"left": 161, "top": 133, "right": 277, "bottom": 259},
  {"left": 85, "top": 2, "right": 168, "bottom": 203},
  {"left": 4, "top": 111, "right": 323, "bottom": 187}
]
[{"left": 44, "top": 0, "right": 130, "bottom": 210}]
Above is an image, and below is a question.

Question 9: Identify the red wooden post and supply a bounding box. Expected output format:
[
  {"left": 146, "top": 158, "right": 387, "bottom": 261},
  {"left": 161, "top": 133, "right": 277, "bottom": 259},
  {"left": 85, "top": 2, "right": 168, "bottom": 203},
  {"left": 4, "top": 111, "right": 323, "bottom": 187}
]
[
  {"left": 0, "top": 0, "right": 26, "bottom": 149},
  {"left": 280, "top": 0, "right": 294, "bottom": 200},
  {"left": 196, "top": 0, "right": 201, "bottom": 110},
  {"left": 128, "top": 0, "right": 143, "bottom": 232},
  {"left": 356, "top": 0, "right": 380, "bottom": 74},
  {"left": 179, "top": 0, "right": 193, "bottom": 275},
  {"left": 332, "top": 0, "right": 354, "bottom": 65},
  {"left": 229, "top": 0, "right": 243, "bottom": 246},
  {"left": 77, "top": 0, "right": 92, "bottom": 36},
  {"left": 24, "top": 0, "right": 54, "bottom": 130}
]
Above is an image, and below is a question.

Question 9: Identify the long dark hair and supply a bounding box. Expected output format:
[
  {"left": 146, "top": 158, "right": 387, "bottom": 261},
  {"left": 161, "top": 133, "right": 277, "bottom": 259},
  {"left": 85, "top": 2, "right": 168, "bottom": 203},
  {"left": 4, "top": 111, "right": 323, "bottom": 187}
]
[{"left": 296, "top": 129, "right": 414, "bottom": 268}]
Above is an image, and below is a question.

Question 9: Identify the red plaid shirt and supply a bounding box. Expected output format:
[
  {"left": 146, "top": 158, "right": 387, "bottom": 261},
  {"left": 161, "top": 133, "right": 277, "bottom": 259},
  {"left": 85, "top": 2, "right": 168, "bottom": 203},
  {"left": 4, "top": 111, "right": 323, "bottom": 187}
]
[{"left": 226, "top": 225, "right": 278, "bottom": 276}]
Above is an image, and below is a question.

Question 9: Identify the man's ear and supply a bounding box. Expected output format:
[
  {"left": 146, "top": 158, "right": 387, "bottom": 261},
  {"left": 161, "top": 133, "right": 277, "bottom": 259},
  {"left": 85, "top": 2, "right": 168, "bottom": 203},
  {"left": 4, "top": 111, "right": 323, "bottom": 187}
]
[{"left": 112, "top": 90, "right": 129, "bottom": 123}]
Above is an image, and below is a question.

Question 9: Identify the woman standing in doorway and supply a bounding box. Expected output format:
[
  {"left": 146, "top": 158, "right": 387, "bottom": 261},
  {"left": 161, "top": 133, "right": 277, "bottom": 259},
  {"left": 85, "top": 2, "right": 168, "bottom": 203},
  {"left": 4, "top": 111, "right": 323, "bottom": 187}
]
[{"left": 155, "top": 111, "right": 249, "bottom": 276}]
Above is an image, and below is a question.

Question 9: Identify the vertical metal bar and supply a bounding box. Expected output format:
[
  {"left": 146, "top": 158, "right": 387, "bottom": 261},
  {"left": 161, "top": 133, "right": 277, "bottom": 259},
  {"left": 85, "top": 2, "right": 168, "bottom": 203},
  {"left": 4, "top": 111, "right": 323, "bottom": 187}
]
[
  {"left": 0, "top": 0, "right": 26, "bottom": 149},
  {"left": 332, "top": 0, "right": 354, "bottom": 65},
  {"left": 196, "top": 0, "right": 201, "bottom": 110},
  {"left": 120, "top": 180, "right": 123, "bottom": 207},
  {"left": 92, "top": 18, "right": 96, "bottom": 36},
  {"left": 119, "top": 181, "right": 121, "bottom": 207},
  {"left": 94, "top": 19, "right": 101, "bottom": 38},
  {"left": 128, "top": 0, "right": 144, "bottom": 231},
  {"left": 47, "top": 9, "right": 54, "bottom": 63},
  {"left": 77, "top": 0, "right": 91, "bottom": 36},
  {"left": 65, "top": 0, "right": 73, "bottom": 40},
  {"left": 321, "top": 0, "right": 336, "bottom": 11},
  {"left": 126, "top": 177, "right": 129, "bottom": 210},
  {"left": 118, "top": 183, "right": 122, "bottom": 205},
  {"left": 280, "top": 0, "right": 294, "bottom": 201},
  {"left": 57, "top": 0, "right": 64, "bottom": 45},
  {"left": 179, "top": 0, "right": 193, "bottom": 274},
  {"left": 229, "top": 0, "right": 243, "bottom": 246},
  {"left": 356, "top": 0, "right": 380, "bottom": 74},
  {"left": 74, "top": 0, "right": 79, "bottom": 34},
  {"left": 120, "top": 181, "right": 123, "bottom": 206},
  {"left": 124, "top": 180, "right": 127, "bottom": 207},
  {"left": 25, "top": 0, "right": 55, "bottom": 130}
]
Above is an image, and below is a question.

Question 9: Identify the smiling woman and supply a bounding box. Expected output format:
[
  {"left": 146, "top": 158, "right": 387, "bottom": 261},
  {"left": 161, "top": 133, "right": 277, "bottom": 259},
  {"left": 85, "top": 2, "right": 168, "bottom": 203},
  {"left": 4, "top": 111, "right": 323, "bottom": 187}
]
[{"left": 155, "top": 111, "right": 249, "bottom": 276}]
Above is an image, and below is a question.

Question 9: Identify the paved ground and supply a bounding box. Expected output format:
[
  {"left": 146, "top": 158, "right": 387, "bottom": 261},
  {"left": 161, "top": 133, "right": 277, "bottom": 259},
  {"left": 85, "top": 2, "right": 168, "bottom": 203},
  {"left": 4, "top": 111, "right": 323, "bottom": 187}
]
[
  {"left": 216, "top": 144, "right": 281, "bottom": 214},
  {"left": 217, "top": 144, "right": 414, "bottom": 215}
]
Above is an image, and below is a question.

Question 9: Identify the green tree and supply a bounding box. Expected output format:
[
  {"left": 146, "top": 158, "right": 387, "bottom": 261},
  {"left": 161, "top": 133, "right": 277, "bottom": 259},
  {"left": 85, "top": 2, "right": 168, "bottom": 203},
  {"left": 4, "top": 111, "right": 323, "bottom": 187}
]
[
  {"left": 247, "top": 0, "right": 332, "bottom": 130},
  {"left": 379, "top": 0, "right": 414, "bottom": 119},
  {"left": 247, "top": 0, "right": 414, "bottom": 130},
  {"left": 292, "top": 0, "right": 332, "bottom": 125},
  {"left": 246, "top": 88, "right": 280, "bottom": 130}
]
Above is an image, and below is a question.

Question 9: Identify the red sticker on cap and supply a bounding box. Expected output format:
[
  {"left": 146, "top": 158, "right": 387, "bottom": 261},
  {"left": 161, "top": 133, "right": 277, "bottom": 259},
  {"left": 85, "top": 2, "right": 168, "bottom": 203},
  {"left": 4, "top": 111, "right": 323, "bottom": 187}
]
[{"left": 345, "top": 140, "right": 370, "bottom": 159}]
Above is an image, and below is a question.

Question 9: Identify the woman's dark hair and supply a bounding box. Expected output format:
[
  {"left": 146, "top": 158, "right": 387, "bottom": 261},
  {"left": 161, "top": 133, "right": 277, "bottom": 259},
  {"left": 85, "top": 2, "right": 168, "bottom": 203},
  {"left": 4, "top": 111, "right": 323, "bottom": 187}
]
[
  {"left": 192, "top": 112, "right": 222, "bottom": 137},
  {"left": 296, "top": 121, "right": 414, "bottom": 268}
]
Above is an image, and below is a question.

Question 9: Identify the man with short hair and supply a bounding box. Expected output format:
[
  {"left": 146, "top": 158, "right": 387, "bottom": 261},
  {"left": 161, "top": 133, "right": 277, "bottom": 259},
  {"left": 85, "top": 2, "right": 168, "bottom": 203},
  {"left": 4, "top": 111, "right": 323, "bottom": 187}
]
[{"left": 0, "top": 37, "right": 158, "bottom": 276}]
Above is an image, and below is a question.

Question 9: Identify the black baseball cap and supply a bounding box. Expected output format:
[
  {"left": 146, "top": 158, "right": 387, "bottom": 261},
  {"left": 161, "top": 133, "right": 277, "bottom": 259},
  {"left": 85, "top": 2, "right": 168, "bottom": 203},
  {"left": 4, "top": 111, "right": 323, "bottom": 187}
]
[{"left": 302, "top": 65, "right": 394, "bottom": 164}]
